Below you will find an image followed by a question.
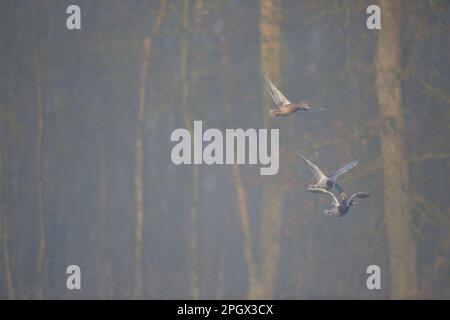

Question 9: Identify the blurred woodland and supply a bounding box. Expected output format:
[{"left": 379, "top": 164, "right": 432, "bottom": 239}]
[{"left": 0, "top": 0, "right": 449, "bottom": 299}]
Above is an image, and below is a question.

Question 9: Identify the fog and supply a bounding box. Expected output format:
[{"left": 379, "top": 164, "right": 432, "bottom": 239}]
[{"left": 0, "top": 0, "right": 449, "bottom": 299}]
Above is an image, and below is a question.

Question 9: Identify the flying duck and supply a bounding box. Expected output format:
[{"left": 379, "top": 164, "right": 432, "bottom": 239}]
[
  {"left": 296, "top": 152, "right": 359, "bottom": 198},
  {"left": 263, "top": 72, "right": 312, "bottom": 117},
  {"left": 308, "top": 187, "right": 370, "bottom": 217}
]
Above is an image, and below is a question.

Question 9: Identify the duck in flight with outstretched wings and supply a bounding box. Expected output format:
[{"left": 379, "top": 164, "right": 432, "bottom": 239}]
[
  {"left": 296, "top": 152, "right": 359, "bottom": 199},
  {"left": 307, "top": 187, "right": 370, "bottom": 217},
  {"left": 263, "top": 72, "right": 312, "bottom": 117}
]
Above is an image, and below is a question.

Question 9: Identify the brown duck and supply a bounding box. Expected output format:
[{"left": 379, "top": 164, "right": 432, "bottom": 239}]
[{"left": 263, "top": 72, "right": 311, "bottom": 117}]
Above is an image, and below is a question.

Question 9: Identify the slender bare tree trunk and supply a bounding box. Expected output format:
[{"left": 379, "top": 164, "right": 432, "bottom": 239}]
[
  {"left": 232, "top": 165, "right": 259, "bottom": 290},
  {"left": 192, "top": 0, "right": 204, "bottom": 106},
  {"left": 375, "top": 0, "right": 418, "bottom": 299},
  {"left": 1, "top": 218, "right": 14, "bottom": 300},
  {"left": 0, "top": 152, "right": 14, "bottom": 299},
  {"left": 188, "top": 161, "right": 200, "bottom": 299},
  {"left": 134, "top": 38, "right": 150, "bottom": 300},
  {"left": 216, "top": 252, "right": 225, "bottom": 299},
  {"left": 251, "top": 0, "right": 287, "bottom": 299},
  {"left": 220, "top": 0, "right": 287, "bottom": 298},
  {"left": 260, "top": 0, "right": 282, "bottom": 126},
  {"left": 191, "top": 0, "right": 205, "bottom": 298},
  {"left": 32, "top": 1, "right": 46, "bottom": 299},
  {"left": 219, "top": 2, "right": 258, "bottom": 296},
  {"left": 180, "top": 0, "right": 200, "bottom": 299},
  {"left": 134, "top": 0, "right": 167, "bottom": 299},
  {"left": 97, "top": 141, "right": 109, "bottom": 298}
]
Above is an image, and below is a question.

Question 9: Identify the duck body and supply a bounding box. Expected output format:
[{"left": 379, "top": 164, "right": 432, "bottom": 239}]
[
  {"left": 296, "top": 152, "right": 358, "bottom": 199},
  {"left": 263, "top": 73, "right": 312, "bottom": 118},
  {"left": 269, "top": 102, "right": 311, "bottom": 117},
  {"left": 308, "top": 187, "right": 370, "bottom": 217},
  {"left": 324, "top": 200, "right": 351, "bottom": 217},
  {"left": 307, "top": 175, "right": 336, "bottom": 190}
]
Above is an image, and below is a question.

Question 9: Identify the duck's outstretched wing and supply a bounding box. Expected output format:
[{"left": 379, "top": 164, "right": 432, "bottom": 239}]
[
  {"left": 296, "top": 152, "right": 327, "bottom": 182},
  {"left": 328, "top": 160, "right": 359, "bottom": 181},
  {"left": 307, "top": 187, "right": 340, "bottom": 207},
  {"left": 347, "top": 192, "right": 370, "bottom": 204},
  {"left": 263, "top": 72, "right": 291, "bottom": 107}
]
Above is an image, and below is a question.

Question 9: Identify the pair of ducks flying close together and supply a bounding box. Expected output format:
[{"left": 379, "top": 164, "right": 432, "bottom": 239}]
[
  {"left": 263, "top": 72, "right": 370, "bottom": 217},
  {"left": 296, "top": 153, "right": 370, "bottom": 217}
]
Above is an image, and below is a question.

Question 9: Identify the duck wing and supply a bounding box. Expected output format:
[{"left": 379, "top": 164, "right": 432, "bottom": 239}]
[
  {"left": 328, "top": 160, "right": 359, "bottom": 181},
  {"left": 295, "top": 152, "right": 327, "bottom": 182},
  {"left": 308, "top": 187, "right": 340, "bottom": 207},
  {"left": 263, "top": 72, "right": 291, "bottom": 108},
  {"left": 347, "top": 192, "right": 370, "bottom": 204}
]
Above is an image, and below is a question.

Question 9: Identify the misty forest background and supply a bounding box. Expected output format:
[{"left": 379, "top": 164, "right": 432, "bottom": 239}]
[{"left": 1, "top": 0, "right": 449, "bottom": 299}]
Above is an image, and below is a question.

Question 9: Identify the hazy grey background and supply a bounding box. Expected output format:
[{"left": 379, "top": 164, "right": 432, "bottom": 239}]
[{"left": 0, "top": 0, "right": 449, "bottom": 299}]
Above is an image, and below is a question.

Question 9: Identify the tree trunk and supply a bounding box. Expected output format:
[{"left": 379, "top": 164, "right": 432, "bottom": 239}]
[
  {"left": 252, "top": 0, "right": 287, "bottom": 299},
  {"left": 218, "top": 1, "right": 258, "bottom": 297},
  {"left": 0, "top": 151, "right": 14, "bottom": 299},
  {"left": 133, "top": 36, "right": 150, "bottom": 300},
  {"left": 375, "top": 0, "right": 418, "bottom": 299},
  {"left": 32, "top": 1, "right": 46, "bottom": 299},
  {"left": 180, "top": 0, "right": 200, "bottom": 299},
  {"left": 134, "top": 0, "right": 167, "bottom": 299},
  {"left": 191, "top": 0, "right": 205, "bottom": 298},
  {"left": 97, "top": 141, "right": 110, "bottom": 298}
]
